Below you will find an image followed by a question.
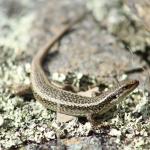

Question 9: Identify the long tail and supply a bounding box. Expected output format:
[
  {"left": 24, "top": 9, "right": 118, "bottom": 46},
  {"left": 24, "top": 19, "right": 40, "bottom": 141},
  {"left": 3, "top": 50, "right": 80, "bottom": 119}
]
[{"left": 33, "top": 12, "right": 87, "bottom": 65}]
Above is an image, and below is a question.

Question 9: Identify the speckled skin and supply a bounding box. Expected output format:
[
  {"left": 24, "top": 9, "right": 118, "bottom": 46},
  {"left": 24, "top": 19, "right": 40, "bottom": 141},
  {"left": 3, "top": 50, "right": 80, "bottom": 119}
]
[{"left": 31, "top": 16, "right": 139, "bottom": 117}]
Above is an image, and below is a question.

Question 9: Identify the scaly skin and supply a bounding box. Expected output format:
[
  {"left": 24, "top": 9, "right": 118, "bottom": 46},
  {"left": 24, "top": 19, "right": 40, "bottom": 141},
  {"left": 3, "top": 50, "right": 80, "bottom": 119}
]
[{"left": 30, "top": 14, "right": 139, "bottom": 118}]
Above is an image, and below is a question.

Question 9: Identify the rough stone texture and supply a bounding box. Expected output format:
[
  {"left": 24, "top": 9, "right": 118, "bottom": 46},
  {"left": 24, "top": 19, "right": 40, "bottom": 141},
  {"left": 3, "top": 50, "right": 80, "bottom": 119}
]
[
  {"left": 125, "top": 0, "right": 150, "bottom": 31},
  {"left": 0, "top": 0, "right": 150, "bottom": 149}
]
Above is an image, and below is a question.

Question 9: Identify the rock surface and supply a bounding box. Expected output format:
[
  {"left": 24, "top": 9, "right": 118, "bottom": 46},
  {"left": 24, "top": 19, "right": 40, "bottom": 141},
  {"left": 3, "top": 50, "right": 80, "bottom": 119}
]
[{"left": 0, "top": 0, "right": 150, "bottom": 149}]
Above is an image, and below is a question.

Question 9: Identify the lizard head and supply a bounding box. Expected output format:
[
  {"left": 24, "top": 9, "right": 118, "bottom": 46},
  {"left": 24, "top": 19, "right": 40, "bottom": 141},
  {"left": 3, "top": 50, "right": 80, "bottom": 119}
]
[
  {"left": 96, "top": 80, "right": 139, "bottom": 115},
  {"left": 109, "top": 79, "right": 139, "bottom": 105},
  {"left": 118, "top": 80, "right": 139, "bottom": 95}
]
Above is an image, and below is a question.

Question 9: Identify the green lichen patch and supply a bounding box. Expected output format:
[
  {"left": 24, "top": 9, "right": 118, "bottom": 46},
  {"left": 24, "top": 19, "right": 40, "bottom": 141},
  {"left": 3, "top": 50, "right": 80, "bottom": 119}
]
[
  {"left": 87, "top": 0, "right": 150, "bottom": 52},
  {"left": 0, "top": 45, "right": 149, "bottom": 149}
]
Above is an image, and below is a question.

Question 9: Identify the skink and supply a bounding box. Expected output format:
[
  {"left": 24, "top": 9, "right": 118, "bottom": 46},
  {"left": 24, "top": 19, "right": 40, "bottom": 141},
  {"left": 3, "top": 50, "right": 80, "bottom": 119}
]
[{"left": 30, "top": 15, "right": 139, "bottom": 121}]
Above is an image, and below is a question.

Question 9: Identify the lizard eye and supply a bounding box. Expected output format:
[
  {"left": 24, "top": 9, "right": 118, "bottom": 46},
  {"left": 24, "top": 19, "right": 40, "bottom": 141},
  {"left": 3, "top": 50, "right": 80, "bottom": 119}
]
[
  {"left": 124, "top": 84, "right": 132, "bottom": 89},
  {"left": 111, "top": 94, "right": 117, "bottom": 99}
]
